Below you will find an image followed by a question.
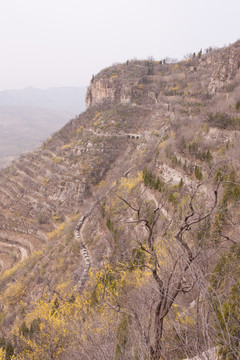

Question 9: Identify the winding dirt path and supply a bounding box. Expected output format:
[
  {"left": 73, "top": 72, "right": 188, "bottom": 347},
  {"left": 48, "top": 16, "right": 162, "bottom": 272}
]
[
  {"left": 88, "top": 128, "right": 141, "bottom": 140},
  {"left": 74, "top": 214, "right": 91, "bottom": 291},
  {"left": 73, "top": 197, "right": 104, "bottom": 291},
  {"left": 0, "top": 237, "right": 29, "bottom": 260},
  {"left": 73, "top": 181, "right": 118, "bottom": 291}
]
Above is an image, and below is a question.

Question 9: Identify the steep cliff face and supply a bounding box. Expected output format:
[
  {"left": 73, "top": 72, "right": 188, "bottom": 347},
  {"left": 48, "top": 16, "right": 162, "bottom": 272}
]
[
  {"left": 85, "top": 60, "right": 164, "bottom": 108},
  {"left": 86, "top": 78, "right": 131, "bottom": 107},
  {"left": 201, "top": 39, "right": 240, "bottom": 94},
  {"left": 86, "top": 42, "right": 240, "bottom": 111},
  {"left": 0, "top": 41, "right": 240, "bottom": 360}
]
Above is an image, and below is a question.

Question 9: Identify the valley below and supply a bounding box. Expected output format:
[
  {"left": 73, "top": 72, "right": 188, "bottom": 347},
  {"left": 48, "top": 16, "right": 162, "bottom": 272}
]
[{"left": 0, "top": 87, "right": 86, "bottom": 168}]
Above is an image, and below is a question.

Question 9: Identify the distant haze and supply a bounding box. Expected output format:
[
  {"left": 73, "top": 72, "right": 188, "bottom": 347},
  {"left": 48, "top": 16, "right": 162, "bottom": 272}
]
[
  {"left": 0, "top": 87, "right": 87, "bottom": 114},
  {"left": 0, "top": 106, "right": 72, "bottom": 168},
  {"left": 0, "top": 86, "right": 86, "bottom": 168}
]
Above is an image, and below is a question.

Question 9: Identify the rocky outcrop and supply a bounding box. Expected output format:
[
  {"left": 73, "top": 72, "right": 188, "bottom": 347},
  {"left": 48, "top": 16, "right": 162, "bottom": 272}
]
[
  {"left": 201, "top": 40, "right": 240, "bottom": 94},
  {"left": 184, "top": 347, "right": 217, "bottom": 360},
  {"left": 85, "top": 78, "right": 131, "bottom": 108}
]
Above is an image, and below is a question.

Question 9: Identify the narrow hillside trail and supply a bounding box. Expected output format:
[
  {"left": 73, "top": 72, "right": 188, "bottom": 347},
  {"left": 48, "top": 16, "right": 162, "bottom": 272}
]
[
  {"left": 73, "top": 188, "right": 114, "bottom": 292},
  {"left": 88, "top": 128, "right": 142, "bottom": 140},
  {"left": 72, "top": 131, "right": 139, "bottom": 291},
  {"left": 74, "top": 213, "right": 91, "bottom": 291},
  {"left": 0, "top": 238, "right": 28, "bottom": 260},
  {"left": 73, "top": 162, "right": 134, "bottom": 291},
  {"left": 0, "top": 231, "right": 40, "bottom": 272}
]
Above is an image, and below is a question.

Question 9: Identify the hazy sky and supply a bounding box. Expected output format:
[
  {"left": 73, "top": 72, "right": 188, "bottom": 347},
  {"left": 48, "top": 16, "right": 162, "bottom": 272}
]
[{"left": 0, "top": 0, "right": 239, "bottom": 90}]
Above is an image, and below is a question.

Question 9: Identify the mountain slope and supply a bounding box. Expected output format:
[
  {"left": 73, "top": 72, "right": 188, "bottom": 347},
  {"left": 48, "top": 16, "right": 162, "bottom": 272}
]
[{"left": 0, "top": 41, "right": 240, "bottom": 359}]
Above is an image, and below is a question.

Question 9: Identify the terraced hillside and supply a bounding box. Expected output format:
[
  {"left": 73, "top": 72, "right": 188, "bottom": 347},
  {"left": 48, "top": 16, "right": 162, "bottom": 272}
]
[
  {"left": 0, "top": 41, "right": 240, "bottom": 359},
  {"left": 0, "top": 105, "right": 148, "bottom": 268}
]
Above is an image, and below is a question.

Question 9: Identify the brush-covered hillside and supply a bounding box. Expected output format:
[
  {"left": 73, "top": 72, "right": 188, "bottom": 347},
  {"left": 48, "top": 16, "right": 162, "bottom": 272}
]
[{"left": 0, "top": 41, "right": 240, "bottom": 360}]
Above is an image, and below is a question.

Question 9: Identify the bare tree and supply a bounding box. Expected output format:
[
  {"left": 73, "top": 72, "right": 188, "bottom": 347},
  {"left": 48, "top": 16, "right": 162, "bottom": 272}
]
[{"left": 115, "top": 174, "right": 221, "bottom": 359}]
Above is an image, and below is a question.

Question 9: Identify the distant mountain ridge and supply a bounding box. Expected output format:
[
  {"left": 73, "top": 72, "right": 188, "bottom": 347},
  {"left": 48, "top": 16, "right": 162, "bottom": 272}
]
[{"left": 0, "top": 86, "right": 87, "bottom": 114}]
